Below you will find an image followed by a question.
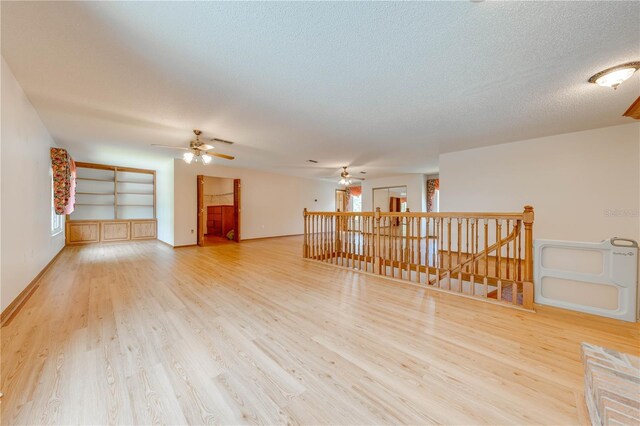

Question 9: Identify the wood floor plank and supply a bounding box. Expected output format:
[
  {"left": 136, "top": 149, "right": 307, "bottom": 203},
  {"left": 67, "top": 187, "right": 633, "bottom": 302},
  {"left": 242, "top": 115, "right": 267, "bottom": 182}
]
[{"left": 1, "top": 237, "right": 638, "bottom": 425}]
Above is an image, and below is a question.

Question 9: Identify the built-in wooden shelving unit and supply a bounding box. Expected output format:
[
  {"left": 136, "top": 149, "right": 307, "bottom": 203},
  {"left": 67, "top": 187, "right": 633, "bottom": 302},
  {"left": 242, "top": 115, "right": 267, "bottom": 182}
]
[{"left": 66, "top": 162, "right": 157, "bottom": 244}]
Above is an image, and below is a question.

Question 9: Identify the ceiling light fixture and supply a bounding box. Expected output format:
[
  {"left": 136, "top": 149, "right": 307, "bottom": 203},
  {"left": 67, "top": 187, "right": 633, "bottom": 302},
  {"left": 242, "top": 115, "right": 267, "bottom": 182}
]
[
  {"left": 183, "top": 150, "right": 213, "bottom": 164},
  {"left": 589, "top": 62, "right": 640, "bottom": 89}
]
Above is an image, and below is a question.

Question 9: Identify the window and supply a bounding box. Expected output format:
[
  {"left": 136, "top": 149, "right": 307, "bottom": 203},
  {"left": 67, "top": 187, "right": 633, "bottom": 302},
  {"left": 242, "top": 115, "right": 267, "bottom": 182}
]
[
  {"left": 51, "top": 171, "right": 63, "bottom": 236},
  {"left": 352, "top": 194, "right": 362, "bottom": 212}
]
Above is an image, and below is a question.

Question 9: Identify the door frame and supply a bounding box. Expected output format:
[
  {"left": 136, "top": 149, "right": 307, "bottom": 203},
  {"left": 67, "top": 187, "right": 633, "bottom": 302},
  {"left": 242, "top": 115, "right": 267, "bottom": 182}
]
[
  {"left": 335, "top": 189, "right": 347, "bottom": 212},
  {"left": 233, "top": 179, "right": 241, "bottom": 242},
  {"left": 197, "top": 175, "right": 205, "bottom": 246},
  {"left": 197, "top": 175, "right": 241, "bottom": 246}
]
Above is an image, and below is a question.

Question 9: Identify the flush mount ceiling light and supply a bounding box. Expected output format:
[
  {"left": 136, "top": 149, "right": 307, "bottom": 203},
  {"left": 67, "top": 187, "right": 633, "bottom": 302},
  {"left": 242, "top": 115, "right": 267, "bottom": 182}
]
[{"left": 589, "top": 62, "right": 640, "bottom": 89}]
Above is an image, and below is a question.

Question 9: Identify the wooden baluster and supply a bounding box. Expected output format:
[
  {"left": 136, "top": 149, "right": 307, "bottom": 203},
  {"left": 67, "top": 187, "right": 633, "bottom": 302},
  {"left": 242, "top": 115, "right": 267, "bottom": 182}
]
[
  {"left": 339, "top": 215, "right": 343, "bottom": 266},
  {"left": 512, "top": 221, "right": 517, "bottom": 283},
  {"left": 365, "top": 215, "right": 369, "bottom": 271},
  {"left": 435, "top": 217, "right": 441, "bottom": 287},
  {"left": 325, "top": 215, "right": 330, "bottom": 262},
  {"left": 367, "top": 215, "right": 372, "bottom": 272},
  {"left": 328, "top": 215, "right": 332, "bottom": 264},
  {"left": 406, "top": 214, "right": 412, "bottom": 279},
  {"left": 512, "top": 219, "right": 518, "bottom": 305},
  {"left": 506, "top": 220, "right": 511, "bottom": 280},
  {"left": 496, "top": 219, "right": 502, "bottom": 301},
  {"left": 318, "top": 215, "right": 322, "bottom": 261},
  {"left": 416, "top": 217, "right": 422, "bottom": 283},
  {"left": 447, "top": 218, "right": 452, "bottom": 290},
  {"left": 311, "top": 215, "right": 315, "bottom": 259},
  {"left": 392, "top": 216, "right": 397, "bottom": 277},
  {"left": 335, "top": 215, "right": 339, "bottom": 265},
  {"left": 483, "top": 219, "right": 489, "bottom": 297},
  {"left": 474, "top": 218, "right": 479, "bottom": 280},
  {"left": 357, "top": 216, "right": 361, "bottom": 270},
  {"left": 470, "top": 218, "right": 476, "bottom": 296},
  {"left": 517, "top": 220, "right": 522, "bottom": 282},
  {"left": 344, "top": 215, "right": 349, "bottom": 267},
  {"left": 387, "top": 217, "right": 393, "bottom": 277},
  {"left": 374, "top": 208, "right": 381, "bottom": 275},
  {"left": 338, "top": 215, "right": 343, "bottom": 267},
  {"left": 322, "top": 215, "right": 326, "bottom": 262},
  {"left": 465, "top": 218, "right": 469, "bottom": 273},
  {"left": 424, "top": 217, "right": 429, "bottom": 283},
  {"left": 330, "top": 215, "right": 334, "bottom": 264},
  {"left": 351, "top": 215, "right": 356, "bottom": 268},
  {"left": 457, "top": 218, "right": 462, "bottom": 292},
  {"left": 348, "top": 215, "right": 352, "bottom": 267},
  {"left": 353, "top": 215, "right": 357, "bottom": 268}
]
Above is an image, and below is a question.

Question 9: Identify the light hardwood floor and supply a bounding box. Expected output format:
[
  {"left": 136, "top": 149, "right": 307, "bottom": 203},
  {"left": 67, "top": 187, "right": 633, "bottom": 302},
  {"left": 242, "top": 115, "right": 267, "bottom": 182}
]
[{"left": 1, "top": 237, "right": 638, "bottom": 425}]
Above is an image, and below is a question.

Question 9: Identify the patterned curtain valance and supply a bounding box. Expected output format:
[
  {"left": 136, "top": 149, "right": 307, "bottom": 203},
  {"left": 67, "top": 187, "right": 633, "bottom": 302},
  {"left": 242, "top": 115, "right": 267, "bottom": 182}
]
[
  {"left": 348, "top": 185, "right": 362, "bottom": 197},
  {"left": 50, "top": 148, "right": 76, "bottom": 215},
  {"left": 426, "top": 178, "right": 440, "bottom": 212}
]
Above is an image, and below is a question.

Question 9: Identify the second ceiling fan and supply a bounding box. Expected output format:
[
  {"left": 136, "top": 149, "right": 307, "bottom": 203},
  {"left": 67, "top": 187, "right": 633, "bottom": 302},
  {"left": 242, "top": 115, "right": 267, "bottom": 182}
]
[{"left": 338, "top": 166, "right": 365, "bottom": 185}]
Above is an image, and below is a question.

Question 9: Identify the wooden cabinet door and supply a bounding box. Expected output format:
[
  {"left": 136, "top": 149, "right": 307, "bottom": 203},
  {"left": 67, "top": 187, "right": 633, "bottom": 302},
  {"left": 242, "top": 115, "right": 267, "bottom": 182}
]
[
  {"left": 131, "top": 220, "right": 157, "bottom": 239},
  {"left": 102, "top": 222, "right": 130, "bottom": 242},
  {"left": 67, "top": 222, "right": 100, "bottom": 244}
]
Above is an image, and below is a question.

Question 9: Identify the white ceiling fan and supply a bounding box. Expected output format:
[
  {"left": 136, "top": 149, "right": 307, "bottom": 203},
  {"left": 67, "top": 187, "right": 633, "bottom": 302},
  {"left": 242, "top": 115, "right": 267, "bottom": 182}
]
[{"left": 152, "top": 129, "right": 235, "bottom": 164}]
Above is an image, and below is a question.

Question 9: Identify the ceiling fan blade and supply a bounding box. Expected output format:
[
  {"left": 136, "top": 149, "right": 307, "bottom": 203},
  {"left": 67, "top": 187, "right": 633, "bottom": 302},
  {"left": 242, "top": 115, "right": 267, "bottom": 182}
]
[
  {"left": 194, "top": 144, "right": 214, "bottom": 151},
  {"left": 210, "top": 138, "right": 234, "bottom": 145},
  {"left": 207, "top": 152, "right": 235, "bottom": 160},
  {"left": 152, "top": 144, "right": 190, "bottom": 151}
]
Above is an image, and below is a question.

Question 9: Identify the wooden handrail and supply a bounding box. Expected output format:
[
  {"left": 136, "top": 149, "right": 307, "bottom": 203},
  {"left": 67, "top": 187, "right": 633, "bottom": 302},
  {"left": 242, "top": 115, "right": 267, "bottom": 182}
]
[
  {"left": 430, "top": 219, "right": 521, "bottom": 284},
  {"left": 303, "top": 206, "right": 535, "bottom": 311}
]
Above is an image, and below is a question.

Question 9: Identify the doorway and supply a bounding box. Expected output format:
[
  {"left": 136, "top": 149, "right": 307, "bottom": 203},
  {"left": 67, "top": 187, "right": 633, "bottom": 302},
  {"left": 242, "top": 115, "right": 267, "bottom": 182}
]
[
  {"left": 335, "top": 189, "right": 347, "bottom": 212},
  {"left": 372, "top": 186, "right": 408, "bottom": 213},
  {"left": 197, "top": 175, "right": 241, "bottom": 246}
]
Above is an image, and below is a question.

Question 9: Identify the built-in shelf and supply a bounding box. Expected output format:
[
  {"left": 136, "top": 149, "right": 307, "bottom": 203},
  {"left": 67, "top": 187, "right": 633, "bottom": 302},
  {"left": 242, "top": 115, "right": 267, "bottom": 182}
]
[
  {"left": 76, "top": 177, "right": 114, "bottom": 182},
  {"left": 76, "top": 192, "right": 115, "bottom": 195},
  {"left": 116, "top": 192, "right": 153, "bottom": 195},
  {"left": 117, "top": 180, "right": 154, "bottom": 184},
  {"left": 69, "top": 162, "right": 156, "bottom": 222}
]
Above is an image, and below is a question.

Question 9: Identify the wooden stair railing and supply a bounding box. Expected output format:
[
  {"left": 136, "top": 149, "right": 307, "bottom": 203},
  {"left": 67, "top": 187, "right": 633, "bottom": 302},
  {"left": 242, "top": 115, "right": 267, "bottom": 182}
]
[{"left": 303, "top": 206, "right": 535, "bottom": 310}]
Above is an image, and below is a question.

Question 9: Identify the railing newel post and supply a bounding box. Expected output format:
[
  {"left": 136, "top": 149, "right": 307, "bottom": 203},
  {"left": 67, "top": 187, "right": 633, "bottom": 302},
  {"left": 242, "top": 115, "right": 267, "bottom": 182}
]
[
  {"left": 303, "top": 208, "right": 308, "bottom": 258},
  {"left": 523, "top": 205, "right": 535, "bottom": 309}
]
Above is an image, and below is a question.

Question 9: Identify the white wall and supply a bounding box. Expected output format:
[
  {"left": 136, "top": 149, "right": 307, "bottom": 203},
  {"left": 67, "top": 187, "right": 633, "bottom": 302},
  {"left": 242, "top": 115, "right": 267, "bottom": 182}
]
[
  {"left": 360, "top": 174, "right": 426, "bottom": 213},
  {"left": 173, "top": 160, "right": 339, "bottom": 245},
  {"left": 439, "top": 123, "right": 640, "bottom": 243},
  {"left": 440, "top": 123, "right": 640, "bottom": 315},
  {"left": 155, "top": 158, "right": 174, "bottom": 245},
  {"left": 1, "top": 57, "right": 66, "bottom": 312}
]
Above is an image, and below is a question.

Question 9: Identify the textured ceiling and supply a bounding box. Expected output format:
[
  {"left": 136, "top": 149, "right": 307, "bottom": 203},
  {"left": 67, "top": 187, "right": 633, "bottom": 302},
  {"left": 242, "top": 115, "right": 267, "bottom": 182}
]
[{"left": 2, "top": 1, "right": 639, "bottom": 179}]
